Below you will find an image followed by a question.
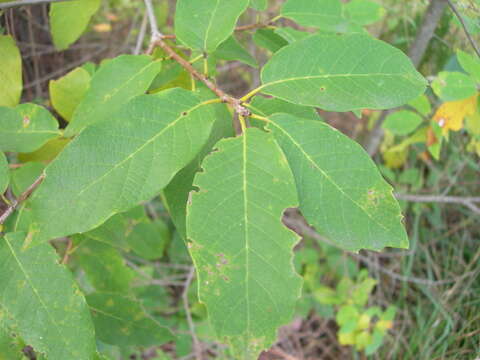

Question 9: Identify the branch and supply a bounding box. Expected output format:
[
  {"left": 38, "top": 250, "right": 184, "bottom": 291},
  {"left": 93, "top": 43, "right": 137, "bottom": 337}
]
[
  {"left": 0, "top": 0, "right": 73, "bottom": 10},
  {"left": 0, "top": 173, "right": 45, "bottom": 225},
  {"left": 395, "top": 193, "right": 480, "bottom": 215},
  {"left": 408, "top": 0, "right": 449, "bottom": 67},
  {"left": 446, "top": 0, "right": 480, "bottom": 58},
  {"left": 282, "top": 210, "right": 475, "bottom": 286},
  {"left": 142, "top": 0, "right": 251, "bottom": 118}
]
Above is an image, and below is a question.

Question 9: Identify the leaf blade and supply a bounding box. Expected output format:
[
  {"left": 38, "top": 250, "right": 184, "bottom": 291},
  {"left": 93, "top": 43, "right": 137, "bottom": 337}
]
[
  {"left": 66, "top": 55, "right": 162, "bottom": 135},
  {"left": 260, "top": 34, "right": 427, "bottom": 111},
  {"left": 20, "top": 88, "right": 216, "bottom": 245},
  {"left": 175, "top": 0, "right": 249, "bottom": 53},
  {"left": 0, "top": 35, "right": 22, "bottom": 108},
  {"left": 267, "top": 113, "right": 408, "bottom": 251},
  {"left": 50, "top": 0, "right": 101, "bottom": 50},
  {"left": 187, "top": 128, "right": 302, "bottom": 357},
  {"left": 0, "top": 232, "right": 96, "bottom": 359}
]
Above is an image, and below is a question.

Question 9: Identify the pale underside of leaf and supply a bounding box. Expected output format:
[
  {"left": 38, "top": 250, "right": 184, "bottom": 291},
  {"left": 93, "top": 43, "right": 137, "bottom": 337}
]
[
  {"left": 187, "top": 128, "right": 302, "bottom": 358},
  {"left": 267, "top": 113, "right": 408, "bottom": 252},
  {"left": 260, "top": 33, "right": 427, "bottom": 111},
  {"left": 19, "top": 88, "right": 215, "bottom": 246}
]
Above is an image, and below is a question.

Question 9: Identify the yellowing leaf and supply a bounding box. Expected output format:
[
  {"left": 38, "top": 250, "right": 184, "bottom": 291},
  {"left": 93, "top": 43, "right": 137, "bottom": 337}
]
[
  {"left": 93, "top": 23, "right": 112, "bottom": 33},
  {"left": 434, "top": 93, "right": 478, "bottom": 135}
]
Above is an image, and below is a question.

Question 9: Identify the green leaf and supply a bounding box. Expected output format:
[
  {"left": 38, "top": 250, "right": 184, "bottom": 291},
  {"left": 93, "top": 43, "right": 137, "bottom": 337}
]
[
  {"left": 187, "top": 128, "right": 302, "bottom": 357},
  {"left": 10, "top": 162, "right": 45, "bottom": 197},
  {"left": 0, "top": 152, "right": 8, "bottom": 195},
  {"left": 214, "top": 36, "right": 258, "bottom": 68},
  {"left": 50, "top": 0, "right": 101, "bottom": 50},
  {"left": 408, "top": 94, "right": 431, "bottom": 116},
  {"left": 87, "top": 292, "right": 174, "bottom": 346},
  {"left": 431, "top": 71, "right": 477, "bottom": 101},
  {"left": 383, "top": 110, "right": 423, "bottom": 136},
  {"left": 274, "top": 27, "right": 312, "bottom": 43},
  {"left": 267, "top": 113, "right": 409, "bottom": 251},
  {"left": 0, "top": 232, "right": 96, "bottom": 359},
  {"left": 80, "top": 206, "right": 148, "bottom": 252},
  {"left": 250, "top": 0, "right": 267, "bottom": 10},
  {"left": 281, "top": 0, "right": 344, "bottom": 32},
  {"left": 126, "top": 220, "right": 170, "bottom": 260},
  {"left": 0, "top": 104, "right": 60, "bottom": 153},
  {"left": 344, "top": 0, "right": 385, "bottom": 26},
  {"left": 175, "top": 0, "right": 249, "bottom": 53},
  {"left": 0, "top": 35, "right": 22, "bottom": 108},
  {"left": 259, "top": 34, "right": 427, "bottom": 111},
  {"left": 250, "top": 96, "right": 320, "bottom": 121},
  {"left": 49, "top": 67, "right": 91, "bottom": 122},
  {"left": 20, "top": 88, "right": 215, "bottom": 246},
  {"left": 253, "top": 28, "right": 288, "bottom": 53},
  {"left": 74, "top": 235, "right": 135, "bottom": 293},
  {"left": 457, "top": 50, "right": 480, "bottom": 83},
  {"left": 66, "top": 55, "right": 162, "bottom": 135},
  {"left": 163, "top": 92, "right": 234, "bottom": 240}
]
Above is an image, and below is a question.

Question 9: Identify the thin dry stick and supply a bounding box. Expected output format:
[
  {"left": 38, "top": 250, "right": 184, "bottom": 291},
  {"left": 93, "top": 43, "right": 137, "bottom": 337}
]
[
  {"left": 0, "top": 173, "right": 45, "bottom": 225},
  {"left": 282, "top": 212, "right": 474, "bottom": 286},
  {"left": 0, "top": 0, "right": 73, "bottom": 9},
  {"left": 396, "top": 193, "right": 480, "bottom": 215},
  {"left": 182, "top": 267, "right": 202, "bottom": 360},
  {"left": 446, "top": 0, "right": 480, "bottom": 58}
]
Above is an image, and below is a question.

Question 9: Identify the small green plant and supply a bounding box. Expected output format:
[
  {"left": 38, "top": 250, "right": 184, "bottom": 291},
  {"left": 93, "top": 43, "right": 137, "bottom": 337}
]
[{"left": 0, "top": 0, "right": 433, "bottom": 359}]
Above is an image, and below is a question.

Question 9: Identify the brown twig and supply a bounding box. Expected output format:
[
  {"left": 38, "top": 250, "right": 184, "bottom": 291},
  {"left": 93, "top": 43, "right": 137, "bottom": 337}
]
[
  {"left": 0, "top": 0, "right": 73, "bottom": 9},
  {"left": 446, "top": 0, "right": 480, "bottom": 58},
  {"left": 148, "top": 36, "right": 250, "bottom": 116},
  {"left": 0, "top": 173, "right": 45, "bottom": 225},
  {"left": 396, "top": 193, "right": 480, "bottom": 215}
]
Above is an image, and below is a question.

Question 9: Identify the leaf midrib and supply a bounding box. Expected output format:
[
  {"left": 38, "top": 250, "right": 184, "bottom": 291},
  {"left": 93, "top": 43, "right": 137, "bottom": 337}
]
[
  {"left": 261, "top": 72, "right": 420, "bottom": 91},
  {"left": 69, "top": 100, "right": 209, "bottom": 199},
  {"left": 203, "top": 0, "right": 220, "bottom": 51}
]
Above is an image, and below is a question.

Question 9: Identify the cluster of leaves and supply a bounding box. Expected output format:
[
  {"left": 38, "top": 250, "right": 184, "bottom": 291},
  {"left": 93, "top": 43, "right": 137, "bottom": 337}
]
[
  {"left": 380, "top": 49, "right": 479, "bottom": 171},
  {"left": 295, "top": 241, "right": 395, "bottom": 355},
  {"left": 0, "top": 0, "right": 431, "bottom": 359}
]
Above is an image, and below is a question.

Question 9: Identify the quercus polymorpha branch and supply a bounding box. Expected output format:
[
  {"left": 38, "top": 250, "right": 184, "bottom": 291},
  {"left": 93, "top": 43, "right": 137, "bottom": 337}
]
[
  {"left": 0, "top": 173, "right": 45, "bottom": 225},
  {"left": 0, "top": 0, "right": 73, "bottom": 10},
  {"left": 147, "top": 34, "right": 251, "bottom": 118}
]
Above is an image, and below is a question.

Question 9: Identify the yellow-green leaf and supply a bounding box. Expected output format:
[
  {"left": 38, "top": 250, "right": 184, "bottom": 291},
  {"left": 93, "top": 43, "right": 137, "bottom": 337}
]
[
  {"left": 0, "top": 35, "right": 22, "bottom": 108},
  {"left": 49, "top": 67, "right": 91, "bottom": 122},
  {"left": 50, "top": 0, "right": 101, "bottom": 50}
]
